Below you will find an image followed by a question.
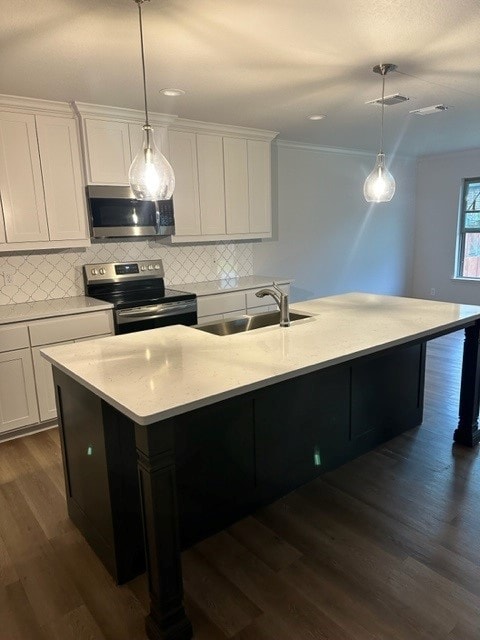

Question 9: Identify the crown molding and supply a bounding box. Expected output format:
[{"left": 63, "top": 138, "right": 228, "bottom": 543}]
[
  {"left": 72, "top": 101, "right": 178, "bottom": 126},
  {"left": 172, "top": 118, "right": 278, "bottom": 141},
  {"left": 0, "top": 94, "right": 73, "bottom": 116},
  {"left": 276, "top": 139, "right": 414, "bottom": 161},
  {"left": 275, "top": 139, "right": 375, "bottom": 158}
]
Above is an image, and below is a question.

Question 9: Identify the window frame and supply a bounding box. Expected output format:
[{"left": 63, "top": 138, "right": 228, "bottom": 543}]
[{"left": 457, "top": 177, "right": 480, "bottom": 279}]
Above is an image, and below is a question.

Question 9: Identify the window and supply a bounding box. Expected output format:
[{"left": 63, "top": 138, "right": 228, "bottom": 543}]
[{"left": 457, "top": 178, "right": 480, "bottom": 278}]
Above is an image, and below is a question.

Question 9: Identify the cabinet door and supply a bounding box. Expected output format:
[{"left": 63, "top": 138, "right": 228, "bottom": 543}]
[
  {"left": 168, "top": 130, "right": 201, "bottom": 235},
  {"left": 32, "top": 343, "right": 73, "bottom": 422},
  {"left": 0, "top": 348, "right": 39, "bottom": 432},
  {"left": 84, "top": 119, "right": 131, "bottom": 184},
  {"left": 247, "top": 140, "right": 271, "bottom": 234},
  {"left": 0, "top": 111, "right": 49, "bottom": 242},
  {"left": 128, "top": 123, "right": 169, "bottom": 160},
  {"left": 196, "top": 134, "right": 226, "bottom": 235},
  {"left": 255, "top": 366, "right": 350, "bottom": 502},
  {"left": 224, "top": 137, "right": 249, "bottom": 234},
  {"left": 36, "top": 115, "right": 88, "bottom": 241}
]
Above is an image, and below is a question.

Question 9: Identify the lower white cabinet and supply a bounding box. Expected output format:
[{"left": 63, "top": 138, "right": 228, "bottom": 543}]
[
  {"left": 0, "top": 308, "right": 114, "bottom": 437},
  {"left": 0, "top": 348, "right": 39, "bottom": 433},
  {"left": 32, "top": 342, "right": 73, "bottom": 422},
  {"left": 196, "top": 284, "right": 290, "bottom": 325}
]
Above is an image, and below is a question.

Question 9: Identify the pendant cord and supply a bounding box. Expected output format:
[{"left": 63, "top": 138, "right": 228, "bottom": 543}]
[
  {"left": 380, "top": 69, "right": 385, "bottom": 154},
  {"left": 137, "top": 1, "right": 150, "bottom": 127}
]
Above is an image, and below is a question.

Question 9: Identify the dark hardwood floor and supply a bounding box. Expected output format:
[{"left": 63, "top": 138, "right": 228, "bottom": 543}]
[{"left": 1, "top": 330, "right": 479, "bottom": 639}]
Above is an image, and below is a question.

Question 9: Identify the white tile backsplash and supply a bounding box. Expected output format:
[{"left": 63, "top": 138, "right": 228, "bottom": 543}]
[{"left": 0, "top": 240, "right": 254, "bottom": 305}]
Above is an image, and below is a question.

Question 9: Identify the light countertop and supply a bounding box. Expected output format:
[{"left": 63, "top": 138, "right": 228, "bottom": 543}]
[
  {"left": 41, "top": 293, "right": 480, "bottom": 426},
  {"left": 0, "top": 296, "right": 113, "bottom": 325},
  {"left": 173, "top": 275, "right": 292, "bottom": 296}
]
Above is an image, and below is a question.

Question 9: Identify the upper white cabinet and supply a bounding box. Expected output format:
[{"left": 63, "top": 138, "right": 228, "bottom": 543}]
[
  {"left": 0, "top": 111, "right": 49, "bottom": 243},
  {"left": 74, "top": 103, "right": 174, "bottom": 186},
  {"left": 83, "top": 119, "right": 132, "bottom": 184},
  {"left": 0, "top": 96, "right": 90, "bottom": 252},
  {"left": 224, "top": 137, "right": 250, "bottom": 234},
  {"left": 168, "top": 130, "right": 201, "bottom": 236},
  {"left": 167, "top": 123, "right": 277, "bottom": 243},
  {"left": 196, "top": 134, "right": 226, "bottom": 235},
  {"left": 35, "top": 115, "right": 88, "bottom": 241},
  {"left": 247, "top": 140, "right": 272, "bottom": 234}
]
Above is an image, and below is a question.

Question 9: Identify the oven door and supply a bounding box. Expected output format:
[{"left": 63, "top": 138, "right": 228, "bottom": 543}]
[
  {"left": 115, "top": 300, "right": 197, "bottom": 334},
  {"left": 88, "top": 186, "right": 174, "bottom": 238}
]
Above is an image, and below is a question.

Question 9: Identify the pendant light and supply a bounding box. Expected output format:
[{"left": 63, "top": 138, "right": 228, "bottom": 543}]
[
  {"left": 129, "top": 0, "right": 175, "bottom": 201},
  {"left": 364, "top": 63, "right": 396, "bottom": 203}
]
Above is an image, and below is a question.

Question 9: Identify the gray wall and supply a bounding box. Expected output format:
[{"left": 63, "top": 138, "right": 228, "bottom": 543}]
[
  {"left": 412, "top": 148, "right": 480, "bottom": 304},
  {"left": 254, "top": 142, "right": 417, "bottom": 302}
]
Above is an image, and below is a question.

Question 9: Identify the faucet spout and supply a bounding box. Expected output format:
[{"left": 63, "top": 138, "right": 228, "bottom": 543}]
[{"left": 255, "top": 282, "right": 290, "bottom": 327}]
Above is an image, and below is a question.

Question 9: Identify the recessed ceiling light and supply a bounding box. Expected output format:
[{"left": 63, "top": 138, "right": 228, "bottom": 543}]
[
  {"left": 159, "top": 88, "right": 186, "bottom": 97},
  {"left": 308, "top": 114, "right": 326, "bottom": 121}
]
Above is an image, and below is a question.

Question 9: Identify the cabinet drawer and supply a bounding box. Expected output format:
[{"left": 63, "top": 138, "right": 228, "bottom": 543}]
[
  {"left": 29, "top": 310, "right": 113, "bottom": 346},
  {"left": 0, "top": 324, "right": 29, "bottom": 352},
  {"left": 197, "top": 292, "right": 246, "bottom": 317}
]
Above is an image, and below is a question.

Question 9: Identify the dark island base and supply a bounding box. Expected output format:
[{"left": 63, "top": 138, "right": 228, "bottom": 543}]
[{"left": 53, "top": 322, "right": 480, "bottom": 640}]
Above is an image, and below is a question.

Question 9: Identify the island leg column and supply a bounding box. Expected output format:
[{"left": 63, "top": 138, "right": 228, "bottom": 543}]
[
  {"left": 134, "top": 422, "right": 193, "bottom": 640},
  {"left": 454, "top": 320, "right": 480, "bottom": 447}
]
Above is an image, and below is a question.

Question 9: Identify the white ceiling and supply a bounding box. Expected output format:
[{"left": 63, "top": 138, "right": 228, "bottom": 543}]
[{"left": 2, "top": 0, "right": 480, "bottom": 156}]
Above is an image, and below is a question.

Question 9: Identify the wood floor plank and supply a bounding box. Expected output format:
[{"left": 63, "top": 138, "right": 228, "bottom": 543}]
[
  {"left": 0, "top": 580, "right": 49, "bottom": 640},
  {"left": 40, "top": 604, "right": 106, "bottom": 640},
  {"left": 182, "top": 547, "right": 262, "bottom": 637},
  {"left": 49, "top": 529, "right": 146, "bottom": 640},
  {"left": 0, "top": 529, "right": 18, "bottom": 587},
  {"left": 227, "top": 516, "right": 303, "bottom": 572},
  {"left": 197, "top": 530, "right": 356, "bottom": 640}
]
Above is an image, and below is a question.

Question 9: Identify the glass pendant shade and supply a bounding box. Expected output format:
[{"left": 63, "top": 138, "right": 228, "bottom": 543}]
[
  {"left": 363, "top": 153, "right": 396, "bottom": 203},
  {"left": 129, "top": 125, "right": 175, "bottom": 201}
]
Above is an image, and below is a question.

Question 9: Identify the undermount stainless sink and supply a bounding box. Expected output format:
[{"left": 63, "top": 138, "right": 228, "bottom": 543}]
[{"left": 195, "top": 311, "right": 311, "bottom": 336}]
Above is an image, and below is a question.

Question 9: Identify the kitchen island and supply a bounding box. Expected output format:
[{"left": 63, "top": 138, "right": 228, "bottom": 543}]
[{"left": 42, "top": 293, "right": 480, "bottom": 640}]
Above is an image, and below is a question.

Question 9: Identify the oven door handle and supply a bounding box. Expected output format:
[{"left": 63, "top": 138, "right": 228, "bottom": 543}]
[{"left": 116, "top": 301, "right": 197, "bottom": 324}]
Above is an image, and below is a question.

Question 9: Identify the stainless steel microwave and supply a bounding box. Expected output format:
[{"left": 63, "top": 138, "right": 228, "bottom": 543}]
[{"left": 87, "top": 185, "right": 175, "bottom": 239}]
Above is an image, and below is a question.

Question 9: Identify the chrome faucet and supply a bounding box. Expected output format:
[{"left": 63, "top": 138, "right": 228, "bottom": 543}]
[{"left": 255, "top": 282, "right": 290, "bottom": 327}]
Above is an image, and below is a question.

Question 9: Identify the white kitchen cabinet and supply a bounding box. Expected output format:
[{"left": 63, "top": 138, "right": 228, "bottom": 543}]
[
  {"left": 197, "top": 291, "right": 246, "bottom": 322},
  {"left": 74, "top": 102, "right": 176, "bottom": 187},
  {"left": 83, "top": 118, "right": 132, "bottom": 184},
  {"left": 29, "top": 310, "right": 114, "bottom": 423},
  {"left": 247, "top": 140, "right": 271, "bottom": 234},
  {"left": 0, "top": 111, "right": 49, "bottom": 243},
  {"left": 224, "top": 137, "right": 250, "bottom": 235},
  {"left": 0, "top": 348, "right": 39, "bottom": 433},
  {"left": 196, "top": 283, "right": 290, "bottom": 325},
  {"left": 0, "top": 97, "right": 91, "bottom": 253},
  {"left": 167, "top": 123, "right": 276, "bottom": 243},
  {"left": 35, "top": 115, "right": 88, "bottom": 241},
  {"left": 196, "top": 134, "right": 226, "bottom": 235},
  {"left": 0, "top": 308, "right": 114, "bottom": 438},
  {"left": 224, "top": 138, "right": 272, "bottom": 236},
  {"left": 32, "top": 342, "right": 73, "bottom": 422},
  {"left": 83, "top": 119, "right": 170, "bottom": 186},
  {"left": 168, "top": 130, "right": 202, "bottom": 236}
]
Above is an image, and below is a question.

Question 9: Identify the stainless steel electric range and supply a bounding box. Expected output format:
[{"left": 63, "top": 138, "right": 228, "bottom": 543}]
[{"left": 84, "top": 260, "right": 197, "bottom": 334}]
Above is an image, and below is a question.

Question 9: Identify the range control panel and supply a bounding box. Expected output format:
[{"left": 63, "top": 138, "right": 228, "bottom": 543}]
[{"left": 84, "top": 260, "right": 165, "bottom": 283}]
